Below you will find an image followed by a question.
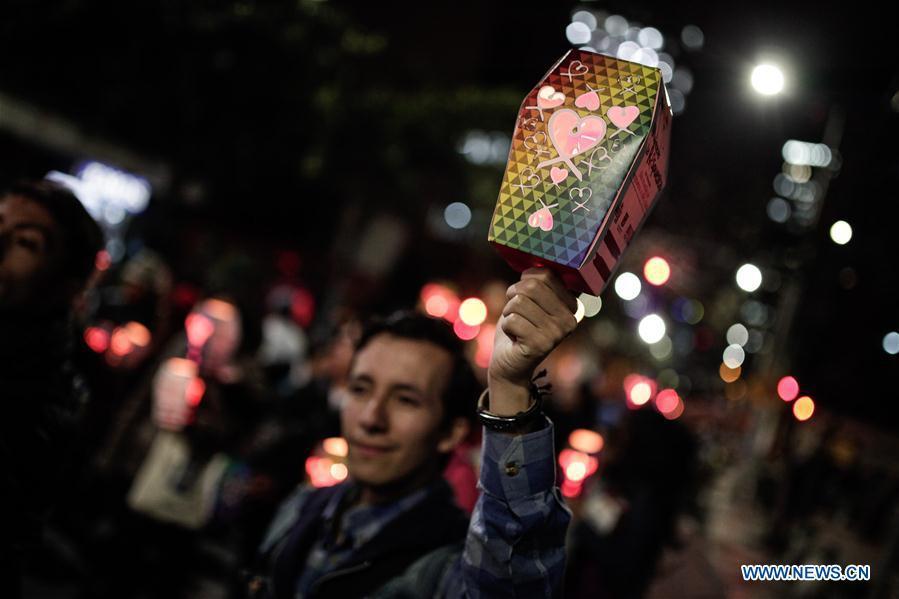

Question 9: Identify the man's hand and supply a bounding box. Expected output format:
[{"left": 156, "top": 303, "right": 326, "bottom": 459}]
[{"left": 487, "top": 268, "right": 578, "bottom": 416}]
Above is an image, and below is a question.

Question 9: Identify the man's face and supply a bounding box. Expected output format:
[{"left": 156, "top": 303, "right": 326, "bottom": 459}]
[
  {"left": 342, "top": 334, "right": 458, "bottom": 493},
  {"left": 0, "top": 195, "right": 62, "bottom": 310}
]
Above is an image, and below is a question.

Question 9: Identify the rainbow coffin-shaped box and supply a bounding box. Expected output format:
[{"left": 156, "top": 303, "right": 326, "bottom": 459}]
[{"left": 488, "top": 49, "right": 672, "bottom": 295}]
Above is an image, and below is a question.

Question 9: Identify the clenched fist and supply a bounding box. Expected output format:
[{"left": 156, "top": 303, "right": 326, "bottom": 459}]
[{"left": 487, "top": 268, "right": 578, "bottom": 416}]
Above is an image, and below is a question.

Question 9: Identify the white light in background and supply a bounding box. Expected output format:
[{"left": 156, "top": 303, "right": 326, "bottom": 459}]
[
  {"left": 650, "top": 336, "right": 673, "bottom": 360},
  {"left": 681, "top": 25, "right": 704, "bottom": 50},
  {"left": 884, "top": 332, "right": 899, "bottom": 355},
  {"left": 638, "top": 314, "right": 666, "bottom": 344},
  {"left": 574, "top": 299, "right": 586, "bottom": 323},
  {"left": 726, "top": 323, "right": 750, "bottom": 347},
  {"left": 566, "top": 21, "right": 592, "bottom": 45},
  {"left": 751, "top": 64, "right": 785, "bottom": 95},
  {"left": 638, "top": 27, "right": 664, "bottom": 49},
  {"left": 671, "top": 68, "right": 694, "bottom": 94},
  {"left": 782, "top": 140, "right": 833, "bottom": 167},
  {"left": 767, "top": 197, "right": 791, "bottom": 223},
  {"left": 736, "top": 264, "right": 763, "bottom": 292},
  {"left": 723, "top": 344, "right": 746, "bottom": 368},
  {"left": 578, "top": 293, "right": 602, "bottom": 318},
  {"left": 604, "top": 15, "right": 629, "bottom": 36},
  {"left": 571, "top": 10, "right": 598, "bottom": 31},
  {"left": 829, "top": 220, "right": 852, "bottom": 245},
  {"left": 614, "top": 272, "right": 642, "bottom": 301},
  {"left": 444, "top": 202, "right": 472, "bottom": 229}
]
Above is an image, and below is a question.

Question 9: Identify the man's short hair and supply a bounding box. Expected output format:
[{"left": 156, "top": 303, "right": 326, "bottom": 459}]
[
  {"left": 355, "top": 311, "right": 480, "bottom": 426},
  {"left": 3, "top": 179, "right": 104, "bottom": 287}
]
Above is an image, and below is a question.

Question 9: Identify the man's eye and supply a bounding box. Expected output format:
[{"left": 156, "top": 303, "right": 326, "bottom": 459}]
[
  {"left": 397, "top": 396, "right": 421, "bottom": 407},
  {"left": 348, "top": 384, "right": 369, "bottom": 396},
  {"left": 16, "top": 237, "right": 41, "bottom": 251}
]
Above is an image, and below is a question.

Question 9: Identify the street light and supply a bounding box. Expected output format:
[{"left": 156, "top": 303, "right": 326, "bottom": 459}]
[{"left": 751, "top": 64, "right": 785, "bottom": 96}]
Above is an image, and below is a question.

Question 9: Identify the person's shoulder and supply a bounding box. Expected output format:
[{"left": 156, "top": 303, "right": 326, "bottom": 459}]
[
  {"left": 258, "top": 483, "right": 329, "bottom": 553},
  {"left": 369, "top": 541, "right": 465, "bottom": 599}
]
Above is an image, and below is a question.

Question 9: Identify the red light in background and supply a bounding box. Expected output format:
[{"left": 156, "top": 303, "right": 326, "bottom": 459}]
[
  {"left": 425, "top": 294, "right": 449, "bottom": 318},
  {"left": 84, "top": 327, "right": 109, "bottom": 353},
  {"left": 276, "top": 251, "right": 302, "bottom": 277},
  {"left": 95, "top": 250, "right": 111, "bottom": 272},
  {"left": 124, "top": 321, "right": 151, "bottom": 348},
  {"left": 185, "top": 377, "right": 206, "bottom": 407},
  {"left": 322, "top": 437, "right": 349, "bottom": 457},
  {"left": 475, "top": 324, "right": 496, "bottom": 369},
  {"left": 305, "top": 456, "right": 347, "bottom": 488},
  {"left": 568, "top": 429, "right": 604, "bottom": 454},
  {"left": 662, "top": 397, "right": 685, "bottom": 420},
  {"left": 643, "top": 256, "right": 671, "bottom": 286},
  {"left": 655, "top": 389, "right": 680, "bottom": 415},
  {"left": 793, "top": 396, "right": 815, "bottom": 421},
  {"left": 624, "top": 374, "right": 657, "bottom": 409},
  {"left": 420, "top": 283, "right": 460, "bottom": 322},
  {"left": 453, "top": 319, "right": 479, "bottom": 341},
  {"left": 185, "top": 313, "right": 215, "bottom": 348},
  {"left": 559, "top": 449, "right": 599, "bottom": 498},
  {"left": 777, "top": 376, "right": 800, "bottom": 402},
  {"left": 109, "top": 327, "right": 133, "bottom": 356},
  {"left": 290, "top": 287, "right": 315, "bottom": 328}
]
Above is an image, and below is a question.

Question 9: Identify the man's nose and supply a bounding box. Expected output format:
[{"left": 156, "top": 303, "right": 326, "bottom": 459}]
[{"left": 358, "top": 394, "right": 389, "bottom": 431}]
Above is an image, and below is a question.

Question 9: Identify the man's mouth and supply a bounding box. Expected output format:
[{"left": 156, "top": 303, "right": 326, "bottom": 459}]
[{"left": 350, "top": 441, "right": 394, "bottom": 458}]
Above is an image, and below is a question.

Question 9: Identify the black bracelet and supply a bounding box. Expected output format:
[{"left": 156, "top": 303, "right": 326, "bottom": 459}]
[{"left": 477, "top": 370, "right": 551, "bottom": 433}]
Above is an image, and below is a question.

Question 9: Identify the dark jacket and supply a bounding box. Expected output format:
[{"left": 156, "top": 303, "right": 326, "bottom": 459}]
[
  {"left": 251, "top": 481, "right": 469, "bottom": 599},
  {"left": 0, "top": 310, "right": 85, "bottom": 592}
]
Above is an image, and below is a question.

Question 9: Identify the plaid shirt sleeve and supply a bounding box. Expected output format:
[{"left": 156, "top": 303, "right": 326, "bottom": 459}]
[{"left": 440, "top": 418, "right": 571, "bottom": 598}]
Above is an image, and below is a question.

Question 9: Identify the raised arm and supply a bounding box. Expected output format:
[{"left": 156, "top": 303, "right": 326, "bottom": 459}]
[{"left": 455, "top": 267, "right": 578, "bottom": 598}]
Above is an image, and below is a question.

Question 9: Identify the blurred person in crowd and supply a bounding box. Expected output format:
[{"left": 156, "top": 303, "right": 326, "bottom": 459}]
[
  {"left": 566, "top": 408, "right": 698, "bottom": 599},
  {"left": 0, "top": 180, "right": 103, "bottom": 596},
  {"left": 247, "top": 268, "right": 577, "bottom": 598},
  {"left": 84, "top": 295, "right": 269, "bottom": 598}
]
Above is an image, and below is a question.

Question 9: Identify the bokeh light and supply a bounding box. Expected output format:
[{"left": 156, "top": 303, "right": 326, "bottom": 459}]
[
  {"left": 578, "top": 293, "right": 602, "bottom": 318},
  {"left": 662, "top": 397, "right": 685, "bottom": 420},
  {"left": 614, "top": 272, "right": 642, "bottom": 300},
  {"left": 681, "top": 25, "right": 704, "bottom": 50},
  {"left": 883, "top": 332, "right": 899, "bottom": 355},
  {"left": 726, "top": 323, "right": 749, "bottom": 347},
  {"left": 751, "top": 64, "right": 785, "bottom": 95},
  {"left": 323, "top": 437, "right": 349, "bottom": 457},
  {"left": 574, "top": 298, "right": 586, "bottom": 323},
  {"left": 453, "top": 319, "right": 479, "bottom": 341},
  {"left": 638, "top": 314, "right": 666, "bottom": 344},
  {"left": 830, "top": 220, "right": 852, "bottom": 245},
  {"left": 444, "top": 202, "right": 472, "bottom": 229},
  {"left": 655, "top": 389, "right": 680, "bottom": 414},
  {"left": 793, "top": 396, "right": 815, "bottom": 421},
  {"left": 719, "top": 363, "right": 741, "bottom": 383},
  {"left": 736, "top": 264, "right": 763, "bottom": 292},
  {"left": 569, "top": 429, "right": 604, "bottom": 454},
  {"left": 777, "top": 376, "right": 800, "bottom": 402},
  {"left": 767, "top": 197, "right": 791, "bottom": 223},
  {"left": 459, "top": 298, "right": 487, "bottom": 326},
  {"left": 643, "top": 256, "right": 671, "bottom": 285},
  {"left": 630, "top": 381, "right": 652, "bottom": 405},
  {"left": 723, "top": 344, "right": 746, "bottom": 368}
]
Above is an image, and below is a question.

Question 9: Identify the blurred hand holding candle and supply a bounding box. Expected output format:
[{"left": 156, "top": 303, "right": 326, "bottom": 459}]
[{"left": 488, "top": 50, "right": 672, "bottom": 295}]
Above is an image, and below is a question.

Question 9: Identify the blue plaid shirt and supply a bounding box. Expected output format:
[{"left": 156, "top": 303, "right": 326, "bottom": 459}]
[{"left": 259, "top": 419, "right": 570, "bottom": 598}]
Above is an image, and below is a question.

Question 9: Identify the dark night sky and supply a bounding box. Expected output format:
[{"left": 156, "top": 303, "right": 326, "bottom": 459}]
[{"left": 0, "top": 0, "right": 896, "bottom": 427}]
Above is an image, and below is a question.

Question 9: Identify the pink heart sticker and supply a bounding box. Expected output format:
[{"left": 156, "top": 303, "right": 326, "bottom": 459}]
[
  {"left": 547, "top": 109, "right": 607, "bottom": 159},
  {"left": 528, "top": 207, "right": 555, "bottom": 232},
  {"left": 575, "top": 91, "right": 600, "bottom": 112},
  {"left": 536, "top": 85, "right": 565, "bottom": 109},
  {"left": 607, "top": 105, "right": 640, "bottom": 130},
  {"left": 550, "top": 167, "right": 569, "bottom": 184}
]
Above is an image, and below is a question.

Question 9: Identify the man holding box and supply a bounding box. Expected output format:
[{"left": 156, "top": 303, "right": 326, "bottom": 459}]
[{"left": 249, "top": 268, "right": 577, "bottom": 598}]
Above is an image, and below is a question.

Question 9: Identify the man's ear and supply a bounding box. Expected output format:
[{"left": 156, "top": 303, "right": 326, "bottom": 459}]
[{"left": 437, "top": 417, "right": 471, "bottom": 455}]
